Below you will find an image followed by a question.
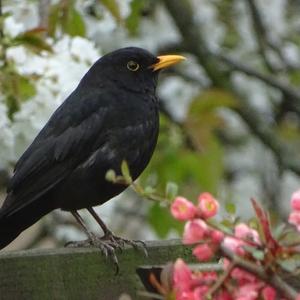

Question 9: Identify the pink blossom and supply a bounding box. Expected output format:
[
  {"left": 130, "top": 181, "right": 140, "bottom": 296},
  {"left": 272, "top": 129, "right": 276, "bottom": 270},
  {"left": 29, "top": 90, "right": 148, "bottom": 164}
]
[
  {"left": 288, "top": 211, "right": 300, "bottom": 232},
  {"left": 291, "top": 190, "right": 300, "bottom": 211},
  {"left": 262, "top": 286, "right": 276, "bottom": 300},
  {"left": 296, "top": 294, "right": 300, "bottom": 300},
  {"left": 176, "top": 291, "right": 195, "bottom": 300},
  {"left": 223, "top": 236, "right": 246, "bottom": 256},
  {"left": 233, "top": 282, "right": 263, "bottom": 300},
  {"left": 231, "top": 267, "right": 257, "bottom": 285},
  {"left": 234, "top": 223, "right": 261, "bottom": 245},
  {"left": 222, "top": 258, "right": 231, "bottom": 269},
  {"left": 201, "top": 271, "right": 218, "bottom": 284},
  {"left": 173, "top": 258, "right": 193, "bottom": 294},
  {"left": 211, "top": 230, "right": 225, "bottom": 244},
  {"left": 193, "top": 244, "right": 214, "bottom": 261},
  {"left": 193, "top": 285, "right": 209, "bottom": 300},
  {"left": 197, "top": 192, "right": 219, "bottom": 219},
  {"left": 216, "top": 290, "right": 232, "bottom": 300},
  {"left": 171, "top": 196, "right": 197, "bottom": 221},
  {"left": 183, "top": 219, "right": 208, "bottom": 245}
]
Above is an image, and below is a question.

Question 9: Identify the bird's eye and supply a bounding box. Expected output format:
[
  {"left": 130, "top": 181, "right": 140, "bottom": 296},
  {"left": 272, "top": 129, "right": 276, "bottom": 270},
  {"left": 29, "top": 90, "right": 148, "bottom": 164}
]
[{"left": 127, "top": 61, "right": 140, "bottom": 71}]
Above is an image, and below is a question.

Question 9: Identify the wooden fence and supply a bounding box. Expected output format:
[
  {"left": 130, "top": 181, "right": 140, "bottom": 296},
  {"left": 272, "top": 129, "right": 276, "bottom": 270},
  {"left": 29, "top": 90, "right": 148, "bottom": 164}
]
[{"left": 0, "top": 239, "right": 193, "bottom": 300}]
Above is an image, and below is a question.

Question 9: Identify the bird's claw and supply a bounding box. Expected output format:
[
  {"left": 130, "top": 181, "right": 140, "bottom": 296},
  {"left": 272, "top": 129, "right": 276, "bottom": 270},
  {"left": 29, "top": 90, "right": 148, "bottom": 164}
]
[
  {"left": 65, "top": 232, "right": 147, "bottom": 273},
  {"left": 102, "top": 232, "right": 148, "bottom": 257},
  {"left": 65, "top": 233, "right": 119, "bottom": 270}
]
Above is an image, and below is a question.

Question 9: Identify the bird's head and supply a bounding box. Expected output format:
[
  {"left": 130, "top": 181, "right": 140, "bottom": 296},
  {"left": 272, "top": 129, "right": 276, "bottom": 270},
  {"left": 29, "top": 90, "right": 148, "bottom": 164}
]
[{"left": 82, "top": 47, "right": 185, "bottom": 93}]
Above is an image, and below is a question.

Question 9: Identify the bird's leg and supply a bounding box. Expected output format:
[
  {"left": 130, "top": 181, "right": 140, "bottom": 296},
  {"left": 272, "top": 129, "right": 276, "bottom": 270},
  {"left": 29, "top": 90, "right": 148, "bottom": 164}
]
[
  {"left": 69, "top": 210, "right": 94, "bottom": 238},
  {"left": 87, "top": 207, "right": 110, "bottom": 236},
  {"left": 65, "top": 211, "right": 119, "bottom": 267},
  {"left": 87, "top": 207, "right": 148, "bottom": 256}
]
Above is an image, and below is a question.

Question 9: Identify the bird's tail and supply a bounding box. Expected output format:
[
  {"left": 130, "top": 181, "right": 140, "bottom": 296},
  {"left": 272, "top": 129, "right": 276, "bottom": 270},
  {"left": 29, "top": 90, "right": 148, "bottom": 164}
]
[{"left": 0, "top": 195, "right": 54, "bottom": 250}]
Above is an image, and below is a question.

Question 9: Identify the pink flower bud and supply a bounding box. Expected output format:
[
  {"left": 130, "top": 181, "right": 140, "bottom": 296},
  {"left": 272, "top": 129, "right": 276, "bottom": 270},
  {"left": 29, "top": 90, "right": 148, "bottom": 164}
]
[
  {"left": 223, "top": 236, "right": 246, "bottom": 256},
  {"left": 234, "top": 283, "right": 263, "bottom": 300},
  {"left": 262, "top": 286, "right": 276, "bottom": 300},
  {"left": 193, "top": 286, "right": 209, "bottom": 299},
  {"left": 291, "top": 190, "right": 300, "bottom": 211},
  {"left": 193, "top": 244, "right": 214, "bottom": 261},
  {"left": 234, "top": 223, "right": 261, "bottom": 245},
  {"left": 183, "top": 219, "right": 208, "bottom": 245},
  {"left": 198, "top": 192, "right": 219, "bottom": 219},
  {"left": 202, "top": 271, "right": 218, "bottom": 283},
  {"left": 288, "top": 211, "right": 300, "bottom": 232},
  {"left": 211, "top": 230, "right": 225, "bottom": 244},
  {"left": 173, "top": 259, "right": 193, "bottom": 295},
  {"left": 231, "top": 267, "right": 256, "bottom": 285},
  {"left": 216, "top": 290, "right": 232, "bottom": 300},
  {"left": 171, "top": 196, "right": 197, "bottom": 221}
]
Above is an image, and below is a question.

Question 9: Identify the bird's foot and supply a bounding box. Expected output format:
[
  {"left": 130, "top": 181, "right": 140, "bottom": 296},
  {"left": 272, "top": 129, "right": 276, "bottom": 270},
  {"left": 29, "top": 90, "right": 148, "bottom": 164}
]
[
  {"left": 65, "top": 231, "right": 147, "bottom": 273},
  {"left": 101, "top": 230, "right": 148, "bottom": 257},
  {"left": 65, "top": 232, "right": 120, "bottom": 272}
]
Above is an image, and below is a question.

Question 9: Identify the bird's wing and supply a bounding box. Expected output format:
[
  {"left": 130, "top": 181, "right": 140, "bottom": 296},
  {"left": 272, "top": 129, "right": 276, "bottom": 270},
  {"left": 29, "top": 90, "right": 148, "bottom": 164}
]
[{"left": 3, "top": 91, "right": 110, "bottom": 216}]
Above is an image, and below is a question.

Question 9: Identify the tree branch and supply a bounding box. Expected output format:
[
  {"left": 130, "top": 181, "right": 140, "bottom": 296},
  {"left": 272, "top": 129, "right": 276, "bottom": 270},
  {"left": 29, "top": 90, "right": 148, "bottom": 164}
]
[
  {"left": 161, "top": 0, "right": 300, "bottom": 177},
  {"left": 38, "top": 0, "right": 51, "bottom": 28},
  {"left": 221, "top": 244, "right": 299, "bottom": 299},
  {"left": 162, "top": 0, "right": 226, "bottom": 88},
  {"left": 245, "top": 0, "right": 279, "bottom": 72},
  {"left": 0, "top": 0, "right": 3, "bottom": 39},
  {"left": 216, "top": 52, "right": 300, "bottom": 114}
]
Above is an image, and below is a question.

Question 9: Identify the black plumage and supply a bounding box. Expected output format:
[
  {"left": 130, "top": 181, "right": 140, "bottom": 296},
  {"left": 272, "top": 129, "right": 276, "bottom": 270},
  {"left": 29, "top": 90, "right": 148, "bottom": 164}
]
[{"left": 0, "top": 47, "right": 185, "bottom": 255}]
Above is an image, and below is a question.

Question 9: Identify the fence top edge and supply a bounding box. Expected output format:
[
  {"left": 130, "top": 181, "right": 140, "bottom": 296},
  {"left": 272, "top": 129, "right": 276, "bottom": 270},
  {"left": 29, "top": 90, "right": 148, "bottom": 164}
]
[{"left": 0, "top": 239, "right": 183, "bottom": 260}]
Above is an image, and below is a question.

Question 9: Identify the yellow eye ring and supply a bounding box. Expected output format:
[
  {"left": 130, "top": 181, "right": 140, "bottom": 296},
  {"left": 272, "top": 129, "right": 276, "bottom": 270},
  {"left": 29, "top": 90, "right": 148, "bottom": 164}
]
[{"left": 127, "top": 61, "right": 140, "bottom": 71}]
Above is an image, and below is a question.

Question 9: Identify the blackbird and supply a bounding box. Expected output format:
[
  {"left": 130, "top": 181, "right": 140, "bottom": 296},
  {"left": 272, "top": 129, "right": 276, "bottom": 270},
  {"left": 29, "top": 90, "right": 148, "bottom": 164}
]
[{"left": 0, "top": 47, "right": 185, "bottom": 262}]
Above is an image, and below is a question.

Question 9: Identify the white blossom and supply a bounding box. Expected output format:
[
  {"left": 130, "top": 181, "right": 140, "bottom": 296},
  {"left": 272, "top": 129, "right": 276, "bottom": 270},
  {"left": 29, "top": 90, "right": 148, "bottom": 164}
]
[{"left": 3, "top": 16, "right": 24, "bottom": 38}]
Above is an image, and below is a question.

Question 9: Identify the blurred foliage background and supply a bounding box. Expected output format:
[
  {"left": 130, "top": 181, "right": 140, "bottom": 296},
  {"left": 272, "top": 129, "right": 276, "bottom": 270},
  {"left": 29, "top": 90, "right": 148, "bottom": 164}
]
[{"left": 1, "top": 0, "right": 300, "bottom": 249}]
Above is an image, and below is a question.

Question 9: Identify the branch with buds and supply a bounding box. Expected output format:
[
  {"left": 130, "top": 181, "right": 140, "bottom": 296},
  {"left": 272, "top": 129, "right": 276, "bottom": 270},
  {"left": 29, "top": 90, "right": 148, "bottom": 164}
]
[{"left": 138, "top": 191, "right": 300, "bottom": 300}]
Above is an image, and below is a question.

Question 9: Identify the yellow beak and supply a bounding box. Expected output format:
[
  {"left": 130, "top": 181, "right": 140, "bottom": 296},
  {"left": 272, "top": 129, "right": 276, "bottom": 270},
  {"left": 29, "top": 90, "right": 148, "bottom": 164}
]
[{"left": 150, "top": 55, "right": 186, "bottom": 71}]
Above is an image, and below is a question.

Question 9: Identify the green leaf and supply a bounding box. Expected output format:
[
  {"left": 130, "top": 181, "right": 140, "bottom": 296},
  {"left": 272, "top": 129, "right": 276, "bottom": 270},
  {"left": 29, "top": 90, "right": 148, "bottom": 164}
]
[
  {"left": 272, "top": 223, "right": 287, "bottom": 240},
  {"left": 18, "top": 75, "right": 36, "bottom": 100},
  {"left": 252, "top": 250, "right": 265, "bottom": 261},
  {"left": 214, "top": 221, "right": 233, "bottom": 235},
  {"left": 121, "top": 160, "right": 132, "bottom": 183},
  {"left": 62, "top": 6, "right": 86, "bottom": 37},
  {"left": 185, "top": 88, "right": 238, "bottom": 150},
  {"left": 144, "top": 186, "right": 156, "bottom": 195},
  {"left": 189, "top": 89, "right": 238, "bottom": 114},
  {"left": 148, "top": 203, "right": 183, "bottom": 238},
  {"left": 141, "top": 115, "right": 224, "bottom": 197},
  {"left": 194, "top": 137, "right": 224, "bottom": 193},
  {"left": 165, "top": 181, "right": 178, "bottom": 201},
  {"left": 48, "top": 4, "right": 60, "bottom": 37},
  {"left": 126, "top": 0, "right": 144, "bottom": 35},
  {"left": 277, "top": 256, "right": 300, "bottom": 273},
  {"left": 99, "top": 0, "right": 122, "bottom": 23},
  {"left": 243, "top": 246, "right": 265, "bottom": 260},
  {"left": 105, "top": 169, "right": 116, "bottom": 182},
  {"left": 1, "top": 67, "right": 37, "bottom": 117},
  {"left": 289, "top": 70, "right": 300, "bottom": 85},
  {"left": 225, "top": 202, "right": 236, "bottom": 215},
  {"left": 48, "top": 2, "right": 86, "bottom": 37},
  {"left": 14, "top": 29, "right": 52, "bottom": 52}
]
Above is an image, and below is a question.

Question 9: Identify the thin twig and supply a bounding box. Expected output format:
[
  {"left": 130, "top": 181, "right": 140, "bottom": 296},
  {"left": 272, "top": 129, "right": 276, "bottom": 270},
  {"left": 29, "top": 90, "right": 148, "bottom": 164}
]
[
  {"left": 38, "top": 0, "right": 51, "bottom": 28},
  {"left": 206, "top": 260, "right": 236, "bottom": 298},
  {"left": 215, "top": 52, "right": 300, "bottom": 113},
  {"left": 161, "top": 0, "right": 300, "bottom": 177},
  {"left": 245, "top": 0, "right": 279, "bottom": 72},
  {"left": 0, "top": 0, "right": 3, "bottom": 39},
  {"left": 136, "top": 291, "right": 164, "bottom": 299},
  {"left": 221, "top": 244, "right": 299, "bottom": 300}
]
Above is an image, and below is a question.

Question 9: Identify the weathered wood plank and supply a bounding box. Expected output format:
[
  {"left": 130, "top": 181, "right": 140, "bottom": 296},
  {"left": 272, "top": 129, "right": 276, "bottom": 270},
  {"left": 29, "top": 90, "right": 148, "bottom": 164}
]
[{"left": 0, "top": 239, "right": 193, "bottom": 300}]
